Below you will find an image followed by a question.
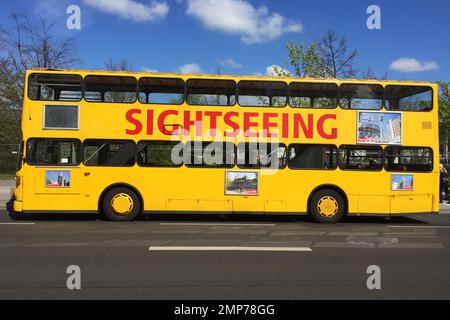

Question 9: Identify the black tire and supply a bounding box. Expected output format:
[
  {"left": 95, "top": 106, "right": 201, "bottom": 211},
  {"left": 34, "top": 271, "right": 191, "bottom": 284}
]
[
  {"left": 309, "top": 189, "right": 345, "bottom": 223},
  {"left": 102, "top": 187, "right": 141, "bottom": 221}
]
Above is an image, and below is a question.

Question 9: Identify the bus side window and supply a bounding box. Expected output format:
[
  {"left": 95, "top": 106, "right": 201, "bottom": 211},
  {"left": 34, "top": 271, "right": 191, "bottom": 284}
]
[
  {"left": 339, "top": 84, "right": 383, "bottom": 110},
  {"left": 238, "top": 81, "right": 287, "bottom": 107},
  {"left": 289, "top": 82, "right": 338, "bottom": 109},
  {"left": 385, "top": 85, "right": 433, "bottom": 111},
  {"left": 338, "top": 145, "right": 383, "bottom": 171},
  {"left": 137, "top": 141, "right": 183, "bottom": 167},
  {"left": 237, "top": 142, "right": 286, "bottom": 169},
  {"left": 139, "top": 77, "right": 184, "bottom": 105},
  {"left": 384, "top": 146, "right": 432, "bottom": 172},
  {"left": 26, "top": 138, "right": 81, "bottom": 165},
  {"left": 83, "top": 140, "right": 135, "bottom": 166},
  {"left": 84, "top": 75, "right": 137, "bottom": 103},
  {"left": 288, "top": 144, "right": 337, "bottom": 169},
  {"left": 184, "top": 141, "right": 235, "bottom": 168},
  {"left": 28, "top": 73, "right": 82, "bottom": 102},
  {"left": 186, "top": 79, "right": 236, "bottom": 106}
]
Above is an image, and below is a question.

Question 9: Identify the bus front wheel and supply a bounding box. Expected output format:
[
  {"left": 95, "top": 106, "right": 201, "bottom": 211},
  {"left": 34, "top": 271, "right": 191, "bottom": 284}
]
[
  {"left": 309, "top": 189, "right": 345, "bottom": 223},
  {"left": 102, "top": 187, "right": 141, "bottom": 221}
]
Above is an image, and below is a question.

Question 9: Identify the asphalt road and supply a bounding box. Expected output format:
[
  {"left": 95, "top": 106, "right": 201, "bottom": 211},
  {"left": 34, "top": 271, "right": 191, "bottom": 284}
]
[{"left": 1, "top": 180, "right": 450, "bottom": 300}]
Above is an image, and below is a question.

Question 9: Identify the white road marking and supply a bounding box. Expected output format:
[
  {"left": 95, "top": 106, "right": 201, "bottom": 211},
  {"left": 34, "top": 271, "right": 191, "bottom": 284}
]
[
  {"left": 158, "top": 222, "right": 277, "bottom": 227},
  {"left": 149, "top": 246, "right": 312, "bottom": 252},
  {"left": 387, "top": 225, "right": 450, "bottom": 229},
  {"left": 0, "top": 223, "right": 35, "bottom": 225}
]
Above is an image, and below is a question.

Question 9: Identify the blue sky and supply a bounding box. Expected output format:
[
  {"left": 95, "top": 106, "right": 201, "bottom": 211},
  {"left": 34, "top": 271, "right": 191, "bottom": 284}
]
[{"left": 1, "top": 0, "right": 449, "bottom": 82}]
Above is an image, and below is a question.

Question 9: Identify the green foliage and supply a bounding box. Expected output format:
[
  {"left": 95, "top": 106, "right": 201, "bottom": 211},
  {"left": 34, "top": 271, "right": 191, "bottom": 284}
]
[
  {"left": 438, "top": 81, "right": 450, "bottom": 123},
  {"left": 0, "top": 59, "right": 22, "bottom": 172},
  {"left": 280, "top": 31, "right": 358, "bottom": 79},
  {"left": 285, "top": 41, "right": 325, "bottom": 78},
  {"left": 0, "top": 14, "right": 79, "bottom": 173},
  {"left": 438, "top": 81, "right": 450, "bottom": 155}
]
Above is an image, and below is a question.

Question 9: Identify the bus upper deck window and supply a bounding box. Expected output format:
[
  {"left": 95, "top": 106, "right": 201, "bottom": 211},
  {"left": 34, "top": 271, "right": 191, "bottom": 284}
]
[
  {"left": 28, "top": 73, "right": 82, "bottom": 102},
  {"left": 186, "top": 79, "right": 236, "bottom": 106},
  {"left": 84, "top": 75, "right": 137, "bottom": 103},
  {"left": 385, "top": 85, "right": 433, "bottom": 111},
  {"left": 339, "top": 83, "right": 383, "bottom": 110},
  {"left": 238, "top": 81, "right": 287, "bottom": 107},
  {"left": 139, "top": 77, "right": 184, "bottom": 104},
  {"left": 289, "top": 82, "right": 338, "bottom": 108}
]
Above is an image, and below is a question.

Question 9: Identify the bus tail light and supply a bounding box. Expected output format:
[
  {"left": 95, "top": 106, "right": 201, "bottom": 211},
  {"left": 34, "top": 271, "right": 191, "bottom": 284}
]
[{"left": 16, "top": 176, "right": 21, "bottom": 188}]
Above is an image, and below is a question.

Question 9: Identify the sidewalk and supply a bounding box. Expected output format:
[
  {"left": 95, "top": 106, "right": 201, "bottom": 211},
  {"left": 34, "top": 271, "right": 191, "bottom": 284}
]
[{"left": 0, "top": 180, "right": 14, "bottom": 207}]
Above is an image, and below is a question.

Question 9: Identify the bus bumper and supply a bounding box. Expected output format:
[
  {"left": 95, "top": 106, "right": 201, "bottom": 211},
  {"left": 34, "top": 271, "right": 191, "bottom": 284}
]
[{"left": 13, "top": 200, "right": 23, "bottom": 212}]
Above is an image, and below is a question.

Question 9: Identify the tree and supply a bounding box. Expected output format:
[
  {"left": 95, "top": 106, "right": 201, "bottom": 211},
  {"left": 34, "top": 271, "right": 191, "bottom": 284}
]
[
  {"left": 0, "top": 13, "right": 80, "bottom": 79},
  {"left": 104, "top": 57, "right": 133, "bottom": 71},
  {"left": 317, "top": 31, "right": 357, "bottom": 78},
  {"left": 0, "top": 13, "right": 79, "bottom": 173},
  {"left": 0, "top": 59, "right": 22, "bottom": 172},
  {"left": 359, "top": 67, "right": 388, "bottom": 80},
  {"left": 276, "top": 31, "right": 358, "bottom": 79},
  {"left": 283, "top": 41, "right": 323, "bottom": 78},
  {"left": 438, "top": 81, "right": 450, "bottom": 158}
]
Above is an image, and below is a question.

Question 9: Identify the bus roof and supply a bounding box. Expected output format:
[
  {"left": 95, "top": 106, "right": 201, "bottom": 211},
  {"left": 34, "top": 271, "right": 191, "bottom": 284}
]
[{"left": 26, "top": 68, "right": 436, "bottom": 86}]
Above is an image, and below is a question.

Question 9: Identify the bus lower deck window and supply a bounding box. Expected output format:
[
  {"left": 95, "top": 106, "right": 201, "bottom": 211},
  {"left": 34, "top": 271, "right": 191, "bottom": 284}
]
[
  {"left": 26, "top": 138, "right": 81, "bottom": 165},
  {"left": 83, "top": 140, "right": 135, "bottom": 166},
  {"left": 338, "top": 145, "right": 383, "bottom": 171},
  {"left": 288, "top": 144, "right": 337, "bottom": 169},
  {"left": 384, "top": 146, "right": 432, "bottom": 172}
]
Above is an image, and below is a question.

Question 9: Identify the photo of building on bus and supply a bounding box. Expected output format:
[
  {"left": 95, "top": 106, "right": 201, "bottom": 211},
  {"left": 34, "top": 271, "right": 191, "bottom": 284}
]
[
  {"left": 357, "top": 111, "right": 402, "bottom": 144},
  {"left": 225, "top": 171, "right": 258, "bottom": 196}
]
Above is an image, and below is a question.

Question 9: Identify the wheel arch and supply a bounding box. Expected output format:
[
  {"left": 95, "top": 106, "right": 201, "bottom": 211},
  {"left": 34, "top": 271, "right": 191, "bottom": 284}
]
[
  {"left": 98, "top": 183, "right": 144, "bottom": 214},
  {"left": 307, "top": 184, "right": 348, "bottom": 215}
]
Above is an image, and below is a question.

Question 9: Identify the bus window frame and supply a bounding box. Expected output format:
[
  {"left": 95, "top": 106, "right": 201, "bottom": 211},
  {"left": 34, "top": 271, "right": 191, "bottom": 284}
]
[
  {"left": 338, "top": 144, "right": 384, "bottom": 172},
  {"left": 25, "top": 138, "right": 82, "bottom": 166},
  {"left": 236, "top": 142, "right": 287, "bottom": 169},
  {"left": 237, "top": 80, "right": 288, "bottom": 108},
  {"left": 138, "top": 77, "right": 185, "bottom": 106},
  {"left": 384, "top": 85, "right": 434, "bottom": 113},
  {"left": 136, "top": 140, "right": 184, "bottom": 168},
  {"left": 287, "top": 143, "right": 338, "bottom": 171},
  {"left": 184, "top": 141, "right": 236, "bottom": 169},
  {"left": 82, "top": 139, "right": 136, "bottom": 167},
  {"left": 338, "top": 83, "right": 384, "bottom": 111},
  {"left": 27, "top": 73, "right": 83, "bottom": 102},
  {"left": 384, "top": 146, "right": 433, "bottom": 173},
  {"left": 42, "top": 104, "right": 80, "bottom": 130},
  {"left": 186, "top": 78, "right": 237, "bottom": 107},
  {"left": 288, "top": 82, "right": 339, "bottom": 109},
  {"left": 83, "top": 75, "right": 138, "bottom": 104}
]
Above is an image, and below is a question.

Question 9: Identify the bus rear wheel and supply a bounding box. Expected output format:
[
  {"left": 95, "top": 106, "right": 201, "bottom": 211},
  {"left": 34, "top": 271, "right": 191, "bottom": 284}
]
[
  {"left": 102, "top": 187, "right": 141, "bottom": 221},
  {"left": 309, "top": 189, "right": 345, "bottom": 223}
]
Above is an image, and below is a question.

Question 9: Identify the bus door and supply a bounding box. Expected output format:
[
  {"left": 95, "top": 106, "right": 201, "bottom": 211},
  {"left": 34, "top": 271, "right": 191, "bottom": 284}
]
[
  {"left": 386, "top": 147, "right": 434, "bottom": 214},
  {"left": 27, "top": 139, "right": 83, "bottom": 210}
]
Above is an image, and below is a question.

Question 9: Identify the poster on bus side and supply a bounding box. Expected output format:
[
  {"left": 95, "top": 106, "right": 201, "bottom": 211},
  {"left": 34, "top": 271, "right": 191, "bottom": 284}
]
[
  {"left": 45, "top": 170, "right": 70, "bottom": 188},
  {"left": 225, "top": 171, "right": 258, "bottom": 196},
  {"left": 357, "top": 111, "right": 402, "bottom": 144},
  {"left": 391, "top": 174, "right": 414, "bottom": 191}
]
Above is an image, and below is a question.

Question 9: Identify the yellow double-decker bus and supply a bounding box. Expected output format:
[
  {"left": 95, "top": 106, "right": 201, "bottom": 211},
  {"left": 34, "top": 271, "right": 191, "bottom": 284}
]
[{"left": 12, "top": 69, "right": 439, "bottom": 222}]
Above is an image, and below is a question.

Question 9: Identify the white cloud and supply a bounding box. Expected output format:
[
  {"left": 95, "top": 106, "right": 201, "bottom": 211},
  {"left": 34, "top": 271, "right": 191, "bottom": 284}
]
[
  {"left": 390, "top": 58, "right": 439, "bottom": 73},
  {"left": 178, "top": 63, "right": 203, "bottom": 74},
  {"left": 83, "top": 0, "right": 169, "bottom": 22},
  {"left": 266, "top": 64, "right": 290, "bottom": 77},
  {"left": 217, "top": 58, "right": 242, "bottom": 69},
  {"left": 185, "top": 0, "right": 302, "bottom": 44},
  {"left": 142, "top": 67, "right": 158, "bottom": 72}
]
